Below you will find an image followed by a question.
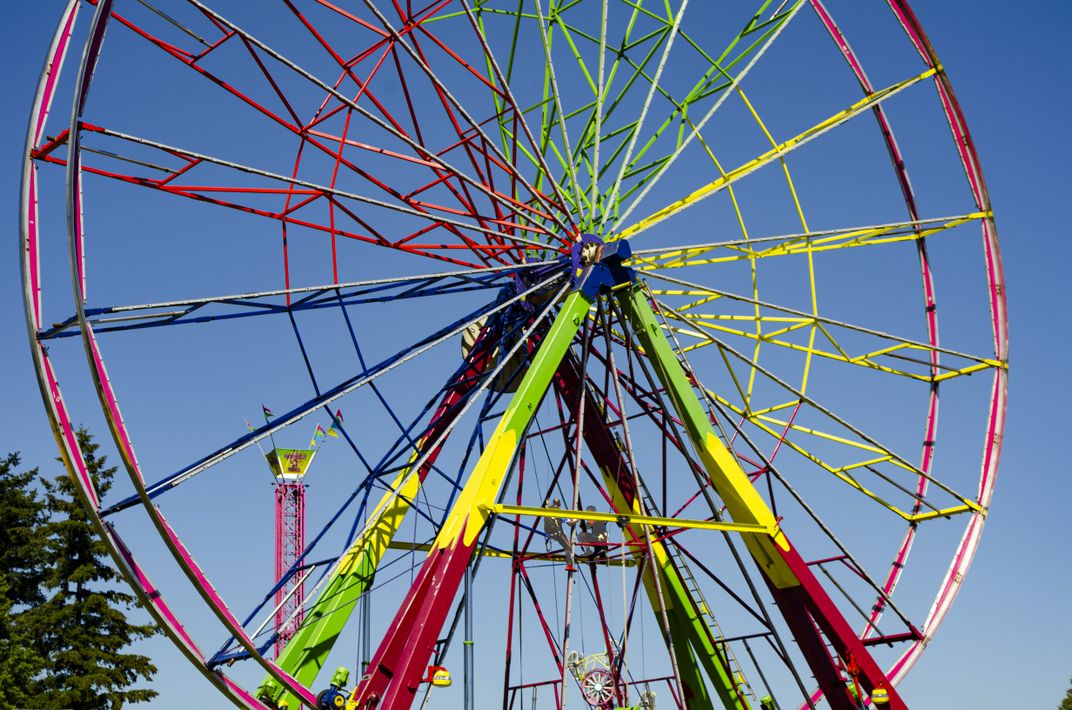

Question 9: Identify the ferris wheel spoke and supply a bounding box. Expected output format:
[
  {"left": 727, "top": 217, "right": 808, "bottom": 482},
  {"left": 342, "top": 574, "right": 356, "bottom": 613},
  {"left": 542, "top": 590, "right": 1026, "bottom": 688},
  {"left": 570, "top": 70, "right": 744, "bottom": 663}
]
[
  {"left": 458, "top": 0, "right": 581, "bottom": 233},
  {"left": 374, "top": 29, "right": 513, "bottom": 241},
  {"left": 281, "top": 1, "right": 546, "bottom": 252},
  {"left": 598, "top": 0, "right": 689, "bottom": 235},
  {"left": 662, "top": 308, "right": 977, "bottom": 385},
  {"left": 534, "top": 0, "right": 646, "bottom": 224},
  {"left": 37, "top": 262, "right": 544, "bottom": 340},
  {"left": 62, "top": 125, "right": 559, "bottom": 261},
  {"left": 466, "top": 0, "right": 711, "bottom": 231},
  {"left": 649, "top": 305, "right": 981, "bottom": 517},
  {"left": 616, "top": 62, "right": 937, "bottom": 242},
  {"left": 105, "top": 4, "right": 306, "bottom": 130},
  {"left": 179, "top": 0, "right": 573, "bottom": 246},
  {"left": 98, "top": 273, "right": 563, "bottom": 518},
  {"left": 629, "top": 212, "right": 988, "bottom": 268},
  {"left": 588, "top": 0, "right": 609, "bottom": 224},
  {"left": 354, "top": 0, "right": 579, "bottom": 236},
  {"left": 110, "top": 5, "right": 398, "bottom": 175},
  {"left": 393, "top": 20, "right": 512, "bottom": 190},
  {"left": 531, "top": 0, "right": 588, "bottom": 217},
  {"left": 608, "top": 0, "right": 805, "bottom": 237},
  {"left": 512, "top": 1, "right": 753, "bottom": 233},
  {"left": 646, "top": 272, "right": 999, "bottom": 376},
  {"left": 276, "top": 7, "right": 516, "bottom": 258}
]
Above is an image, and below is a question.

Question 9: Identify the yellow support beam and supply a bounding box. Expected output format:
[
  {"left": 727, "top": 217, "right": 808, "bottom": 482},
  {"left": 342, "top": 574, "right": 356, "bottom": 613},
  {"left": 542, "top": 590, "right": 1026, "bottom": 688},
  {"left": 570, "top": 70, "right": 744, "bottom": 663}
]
[
  {"left": 908, "top": 504, "right": 983, "bottom": 523},
  {"left": 488, "top": 503, "right": 778, "bottom": 537},
  {"left": 384, "top": 540, "right": 638, "bottom": 566}
]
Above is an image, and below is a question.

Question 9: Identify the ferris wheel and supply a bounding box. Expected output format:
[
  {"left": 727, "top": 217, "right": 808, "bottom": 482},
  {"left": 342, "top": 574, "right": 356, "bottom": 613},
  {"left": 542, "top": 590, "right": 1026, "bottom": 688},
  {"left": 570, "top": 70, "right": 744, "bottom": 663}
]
[{"left": 21, "top": 1, "right": 1006, "bottom": 709}]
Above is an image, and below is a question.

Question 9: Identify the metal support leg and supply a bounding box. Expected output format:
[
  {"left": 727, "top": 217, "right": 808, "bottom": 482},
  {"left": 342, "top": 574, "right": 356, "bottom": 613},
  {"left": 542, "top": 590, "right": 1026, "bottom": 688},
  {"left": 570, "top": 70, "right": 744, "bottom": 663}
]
[
  {"left": 616, "top": 282, "right": 905, "bottom": 710},
  {"left": 347, "top": 290, "right": 592, "bottom": 709},
  {"left": 464, "top": 564, "right": 474, "bottom": 710}
]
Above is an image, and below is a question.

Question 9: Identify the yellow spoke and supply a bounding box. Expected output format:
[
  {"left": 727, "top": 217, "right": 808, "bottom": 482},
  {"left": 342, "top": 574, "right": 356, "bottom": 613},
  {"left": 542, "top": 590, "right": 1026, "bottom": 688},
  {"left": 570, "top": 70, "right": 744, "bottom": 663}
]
[
  {"left": 616, "top": 66, "right": 939, "bottom": 241},
  {"left": 742, "top": 399, "right": 798, "bottom": 418},
  {"left": 662, "top": 313, "right": 965, "bottom": 383},
  {"left": 647, "top": 275, "right": 1004, "bottom": 371},
  {"left": 705, "top": 388, "right": 978, "bottom": 520},
  {"left": 629, "top": 213, "right": 987, "bottom": 270}
]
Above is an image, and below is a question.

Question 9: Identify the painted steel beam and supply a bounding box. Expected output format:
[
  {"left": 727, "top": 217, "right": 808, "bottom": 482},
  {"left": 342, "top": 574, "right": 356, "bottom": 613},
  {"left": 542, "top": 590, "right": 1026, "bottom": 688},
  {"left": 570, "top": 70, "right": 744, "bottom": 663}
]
[
  {"left": 347, "top": 290, "right": 592, "bottom": 709},
  {"left": 616, "top": 283, "right": 905, "bottom": 710},
  {"left": 258, "top": 342, "right": 496, "bottom": 708},
  {"left": 385, "top": 540, "right": 637, "bottom": 566},
  {"left": 489, "top": 504, "right": 773, "bottom": 536},
  {"left": 554, "top": 356, "right": 750, "bottom": 710}
]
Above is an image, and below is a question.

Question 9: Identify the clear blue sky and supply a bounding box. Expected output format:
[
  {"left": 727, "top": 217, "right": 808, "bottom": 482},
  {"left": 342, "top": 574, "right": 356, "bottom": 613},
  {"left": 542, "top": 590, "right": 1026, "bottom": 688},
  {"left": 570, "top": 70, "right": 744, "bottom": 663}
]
[{"left": 2, "top": 2, "right": 1069, "bottom": 708}]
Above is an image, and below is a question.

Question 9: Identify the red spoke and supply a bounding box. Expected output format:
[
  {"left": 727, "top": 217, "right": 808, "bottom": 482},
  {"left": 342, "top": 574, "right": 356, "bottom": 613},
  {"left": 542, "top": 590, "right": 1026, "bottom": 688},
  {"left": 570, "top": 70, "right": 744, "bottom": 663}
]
[{"left": 102, "top": 4, "right": 563, "bottom": 271}]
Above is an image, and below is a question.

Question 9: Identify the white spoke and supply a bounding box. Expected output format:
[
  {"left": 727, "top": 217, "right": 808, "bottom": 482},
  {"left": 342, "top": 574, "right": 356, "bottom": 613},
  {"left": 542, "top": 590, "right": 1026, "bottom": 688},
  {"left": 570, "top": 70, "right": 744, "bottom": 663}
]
[
  {"left": 617, "top": 62, "right": 937, "bottom": 241},
  {"left": 185, "top": 0, "right": 570, "bottom": 243},
  {"left": 533, "top": 0, "right": 587, "bottom": 216},
  {"left": 646, "top": 270, "right": 998, "bottom": 366},
  {"left": 459, "top": 0, "right": 578, "bottom": 235},
  {"left": 597, "top": 0, "right": 689, "bottom": 234},
  {"left": 590, "top": 0, "right": 609, "bottom": 225},
  {"left": 629, "top": 213, "right": 986, "bottom": 264},
  {"left": 92, "top": 127, "right": 552, "bottom": 250},
  {"left": 611, "top": 1, "right": 805, "bottom": 236}
]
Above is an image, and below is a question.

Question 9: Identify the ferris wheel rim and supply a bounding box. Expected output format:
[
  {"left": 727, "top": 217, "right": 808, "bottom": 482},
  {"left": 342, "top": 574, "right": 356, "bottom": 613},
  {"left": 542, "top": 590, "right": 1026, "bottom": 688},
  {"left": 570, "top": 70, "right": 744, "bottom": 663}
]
[{"left": 20, "top": 1, "right": 1006, "bottom": 708}]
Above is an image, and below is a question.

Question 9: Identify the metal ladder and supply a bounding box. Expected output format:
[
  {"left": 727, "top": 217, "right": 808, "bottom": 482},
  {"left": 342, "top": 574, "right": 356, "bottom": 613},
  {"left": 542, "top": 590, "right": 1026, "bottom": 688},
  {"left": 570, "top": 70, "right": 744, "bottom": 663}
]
[{"left": 632, "top": 464, "right": 757, "bottom": 705}]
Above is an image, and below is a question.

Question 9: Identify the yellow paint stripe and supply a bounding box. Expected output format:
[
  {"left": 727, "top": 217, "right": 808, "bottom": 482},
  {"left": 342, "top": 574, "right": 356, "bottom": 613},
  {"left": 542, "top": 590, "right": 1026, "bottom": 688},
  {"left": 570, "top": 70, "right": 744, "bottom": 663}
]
[
  {"left": 434, "top": 427, "right": 519, "bottom": 549},
  {"left": 337, "top": 448, "right": 423, "bottom": 576}
]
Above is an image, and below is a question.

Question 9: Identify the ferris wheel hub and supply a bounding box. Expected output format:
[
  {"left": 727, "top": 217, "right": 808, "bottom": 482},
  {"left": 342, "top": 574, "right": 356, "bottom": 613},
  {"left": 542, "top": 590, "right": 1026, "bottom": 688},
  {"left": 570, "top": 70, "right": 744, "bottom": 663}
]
[{"left": 569, "top": 235, "right": 634, "bottom": 297}]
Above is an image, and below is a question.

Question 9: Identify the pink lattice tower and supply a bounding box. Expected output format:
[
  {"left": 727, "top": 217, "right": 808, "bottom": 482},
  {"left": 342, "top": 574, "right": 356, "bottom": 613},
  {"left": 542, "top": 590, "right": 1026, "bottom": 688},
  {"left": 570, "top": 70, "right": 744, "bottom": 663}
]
[{"left": 266, "top": 448, "right": 315, "bottom": 659}]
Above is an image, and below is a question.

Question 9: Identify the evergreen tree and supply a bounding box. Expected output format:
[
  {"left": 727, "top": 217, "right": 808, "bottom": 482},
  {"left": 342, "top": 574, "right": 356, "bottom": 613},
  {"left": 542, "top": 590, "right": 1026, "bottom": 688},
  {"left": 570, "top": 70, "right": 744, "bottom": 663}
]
[
  {"left": 0, "top": 452, "right": 48, "bottom": 707},
  {"left": 22, "top": 431, "right": 158, "bottom": 709},
  {"left": 1060, "top": 676, "right": 1072, "bottom": 710}
]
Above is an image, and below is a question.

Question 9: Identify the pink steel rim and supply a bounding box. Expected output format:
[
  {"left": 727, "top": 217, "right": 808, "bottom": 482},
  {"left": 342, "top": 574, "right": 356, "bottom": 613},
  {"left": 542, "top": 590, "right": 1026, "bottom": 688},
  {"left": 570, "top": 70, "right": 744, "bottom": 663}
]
[
  {"left": 800, "top": 0, "right": 1007, "bottom": 703},
  {"left": 58, "top": 0, "right": 318, "bottom": 705},
  {"left": 20, "top": 2, "right": 265, "bottom": 707},
  {"left": 881, "top": 0, "right": 1008, "bottom": 685}
]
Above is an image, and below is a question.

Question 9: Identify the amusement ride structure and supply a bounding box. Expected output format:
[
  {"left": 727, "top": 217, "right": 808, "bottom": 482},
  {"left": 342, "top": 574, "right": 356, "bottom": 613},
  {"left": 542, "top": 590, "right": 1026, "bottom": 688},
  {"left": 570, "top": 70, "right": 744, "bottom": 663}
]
[
  {"left": 264, "top": 441, "right": 315, "bottom": 658},
  {"left": 20, "top": 1, "right": 1006, "bottom": 708}
]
